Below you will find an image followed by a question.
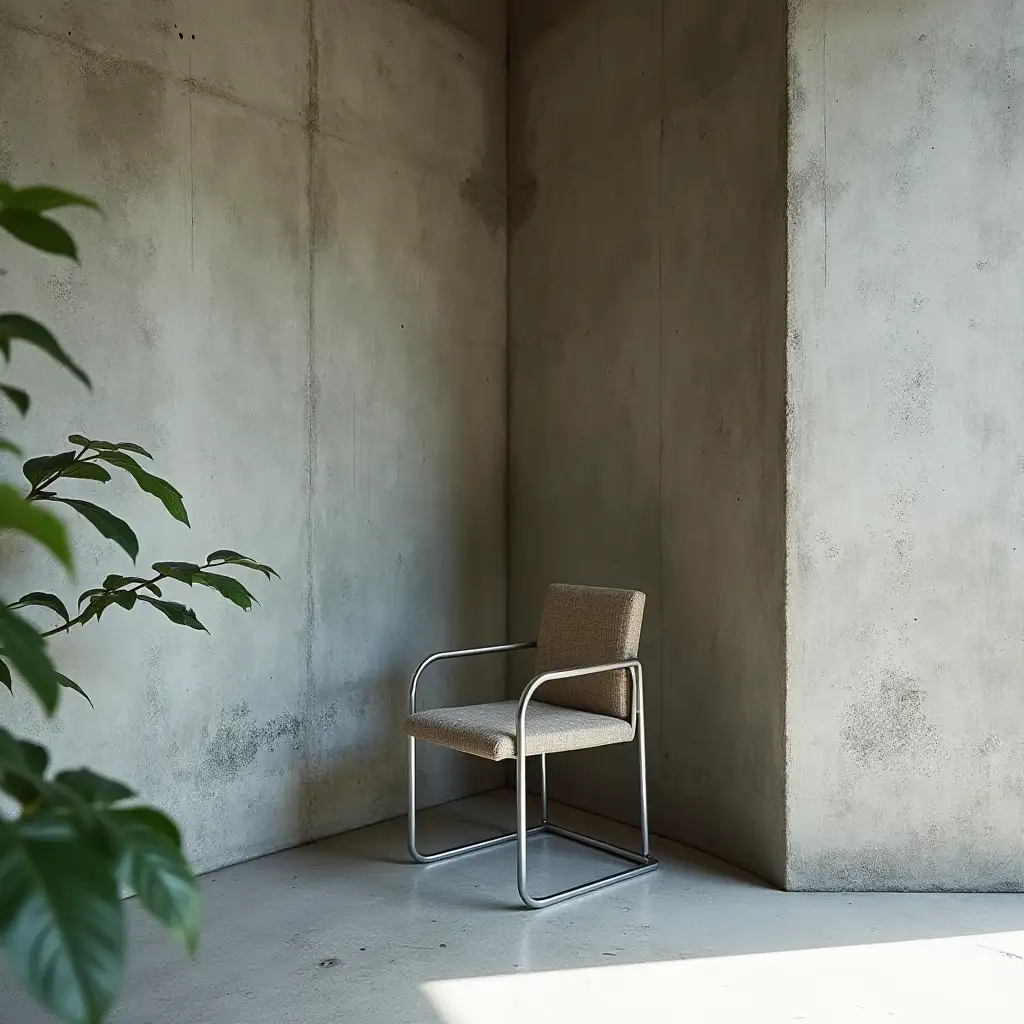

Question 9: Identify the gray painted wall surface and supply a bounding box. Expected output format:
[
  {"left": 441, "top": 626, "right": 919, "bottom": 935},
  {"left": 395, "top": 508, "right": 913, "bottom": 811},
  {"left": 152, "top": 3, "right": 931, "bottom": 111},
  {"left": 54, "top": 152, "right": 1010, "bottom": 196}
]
[
  {"left": 788, "top": 0, "right": 1024, "bottom": 890},
  {"left": 0, "top": 0, "right": 507, "bottom": 874},
  {"left": 508, "top": 0, "right": 789, "bottom": 884}
]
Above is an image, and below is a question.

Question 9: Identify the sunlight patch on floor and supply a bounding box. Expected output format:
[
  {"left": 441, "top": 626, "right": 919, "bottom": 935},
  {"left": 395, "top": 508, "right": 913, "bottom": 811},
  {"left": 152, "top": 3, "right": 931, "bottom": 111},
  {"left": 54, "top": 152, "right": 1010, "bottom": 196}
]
[{"left": 423, "top": 931, "right": 1024, "bottom": 1023}]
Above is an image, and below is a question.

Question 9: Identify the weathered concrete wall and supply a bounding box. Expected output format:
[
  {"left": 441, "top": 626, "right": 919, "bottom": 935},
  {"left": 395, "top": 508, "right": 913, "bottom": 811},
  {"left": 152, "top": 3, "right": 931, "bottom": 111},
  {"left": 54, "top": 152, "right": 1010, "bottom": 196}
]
[
  {"left": 508, "top": 0, "right": 788, "bottom": 883},
  {"left": 0, "top": 0, "right": 506, "bottom": 874},
  {"left": 787, "top": 0, "right": 1024, "bottom": 890}
]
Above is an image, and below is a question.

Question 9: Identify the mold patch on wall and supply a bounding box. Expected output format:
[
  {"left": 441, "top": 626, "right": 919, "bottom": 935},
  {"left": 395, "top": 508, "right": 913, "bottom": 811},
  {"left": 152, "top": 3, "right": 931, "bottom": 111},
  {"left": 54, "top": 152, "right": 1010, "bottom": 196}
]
[{"left": 202, "top": 702, "right": 303, "bottom": 782}]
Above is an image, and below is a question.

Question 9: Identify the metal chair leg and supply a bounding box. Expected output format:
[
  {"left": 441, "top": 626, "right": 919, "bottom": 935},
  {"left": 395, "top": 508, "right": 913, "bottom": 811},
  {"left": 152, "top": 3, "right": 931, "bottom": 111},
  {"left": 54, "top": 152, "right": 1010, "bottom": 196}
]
[
  {"left": 514, "top": 718, "right": 659, "bottom": 909},
  {"left": 408, "top": 660, "right": 659, "bottom": 907},
  {"left": 408, "top": 735, "right": 545, "bottom": 863},
  {"left": 540, "top": 752, "right": 548, "bottom": 825}
]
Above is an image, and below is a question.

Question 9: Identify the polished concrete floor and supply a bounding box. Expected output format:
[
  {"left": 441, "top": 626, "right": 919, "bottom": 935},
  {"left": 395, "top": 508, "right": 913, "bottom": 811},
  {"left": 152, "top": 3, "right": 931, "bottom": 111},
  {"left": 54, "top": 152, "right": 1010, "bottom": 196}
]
[{"left": 2, "top": 792, "right": 1023, "bottom": 1023}]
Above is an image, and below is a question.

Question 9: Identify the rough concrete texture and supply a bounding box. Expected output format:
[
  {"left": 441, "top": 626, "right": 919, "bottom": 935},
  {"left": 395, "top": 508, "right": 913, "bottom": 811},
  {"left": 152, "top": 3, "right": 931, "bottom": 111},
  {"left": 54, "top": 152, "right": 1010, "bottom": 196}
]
[
  {"left": 509, "top": 0, "right": 788, "bottom": 883},
  {"left": 787, "top": 0, "right": 1024, "bottom": 890},
  {"left": 4, "top": 794, "right": 1024, "bottom": 1022},
  {"left": 0, "top": 0, "right": 507, "bottom": 873},
  {"left": 5, "top": 0, "right": 1019, "bottom": 897}
]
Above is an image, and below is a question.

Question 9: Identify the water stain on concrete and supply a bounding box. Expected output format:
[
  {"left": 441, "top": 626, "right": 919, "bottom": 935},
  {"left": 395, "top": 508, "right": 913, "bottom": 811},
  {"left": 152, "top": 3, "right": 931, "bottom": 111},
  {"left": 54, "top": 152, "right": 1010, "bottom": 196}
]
[
  {"left": 403, "top": 0, "right": 505, "bottom": 53},
  {"left": 841, "top": 667, "right": 936, "bottom": 768},
  {"left": 73, "top": 49, "right": 170, "bottom": 198},
  {"left": 459, "top": 65, "right": 506, "bottom": 233},
  {"left": 459, "top": 175, "right": 505, "bottom": 234},
  {"left": 204, "top": 700, "right": 303, "bottom": 781},
  {"left": 666, "top": 1, "right": 778, "bottom": 106},
  {"left": 510, "top": 0, "right": 589, "bottom": 54}
]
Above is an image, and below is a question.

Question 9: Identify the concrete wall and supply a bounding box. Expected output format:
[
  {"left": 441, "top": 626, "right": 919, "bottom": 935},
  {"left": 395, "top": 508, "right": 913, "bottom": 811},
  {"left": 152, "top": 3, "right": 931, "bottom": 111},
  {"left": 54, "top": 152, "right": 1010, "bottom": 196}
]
[
  {"left": 508, "top": 0, "right": 789, "bottom": 883},
  {"left": 787, "top": 0, "right": 1024, "bottom": 890},
  {"left": 6, "top": 0, "right": 1016, "bottom": 895},
  {"left": 0, "top": 0, "right": 507, "bottom": 874}
]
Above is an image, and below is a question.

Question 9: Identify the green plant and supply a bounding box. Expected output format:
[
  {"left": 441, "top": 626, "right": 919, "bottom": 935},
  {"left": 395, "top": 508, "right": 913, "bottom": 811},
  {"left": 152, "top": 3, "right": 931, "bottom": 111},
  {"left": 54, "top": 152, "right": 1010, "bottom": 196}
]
[{"left": 0, "top": 182, "right": 278, "bottom": 1023}]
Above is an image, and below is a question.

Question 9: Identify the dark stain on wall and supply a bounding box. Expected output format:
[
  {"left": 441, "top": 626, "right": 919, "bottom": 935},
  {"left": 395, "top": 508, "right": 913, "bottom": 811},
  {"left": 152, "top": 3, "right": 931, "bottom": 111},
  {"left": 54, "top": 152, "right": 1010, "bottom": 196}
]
[
  {"left": 507, "top": 0, "right": 588, "bottom": 227},
  {"left": 459, "top": 174, "right": 506, "bottom": 233},
  {"left": 790, "top": 844, "right": 1024, "bottom": 893},
  {"left": 72, "top": 50, "right": 170, "bottom": 201},
  {"left": 402, "top": 0, "right": 506, "bottom": 53},
  {"left": 841, "top": 667, "right": 936, "bottom": 767},
  {"left": 507, "top": 50, "right": 537, "bottom": 233},
  {"left": 888, "top": 359, "right": 936, "bottom": 437},
  {"left": 507, "top": 0, "right": 604, "bottom": 227},
  {"left": 459, "top": 40, "right": 506, "bottom": 233},
  {"left": 665, "top": 0, "right": 776, "bottom": 106},
  {"left": 204, "top": 701, "right": 303, "bottom": 782},
  {"left": 509, "top": 0, "right": 589, "bottom": 53}
]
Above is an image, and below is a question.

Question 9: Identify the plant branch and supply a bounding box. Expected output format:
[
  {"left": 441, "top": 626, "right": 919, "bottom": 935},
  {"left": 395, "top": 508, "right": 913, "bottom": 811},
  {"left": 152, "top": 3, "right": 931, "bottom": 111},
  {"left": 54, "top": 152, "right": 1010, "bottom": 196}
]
[
  {"left": 35, "top": 557, "right": 226, "bottom": 638},
  {"left": 24, "top": 444, "right": 91, "bottom": 500},
  {"left": 37, "top": 572, "right": 168, "bottom": 637}
]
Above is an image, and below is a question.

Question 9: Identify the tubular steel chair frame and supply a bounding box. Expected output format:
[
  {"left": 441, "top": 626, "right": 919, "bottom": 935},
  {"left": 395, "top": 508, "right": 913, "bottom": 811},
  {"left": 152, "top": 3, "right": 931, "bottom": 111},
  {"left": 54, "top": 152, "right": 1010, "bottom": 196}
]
[{"left": 407, "top": 641, "right": 658, "bottom": 909}]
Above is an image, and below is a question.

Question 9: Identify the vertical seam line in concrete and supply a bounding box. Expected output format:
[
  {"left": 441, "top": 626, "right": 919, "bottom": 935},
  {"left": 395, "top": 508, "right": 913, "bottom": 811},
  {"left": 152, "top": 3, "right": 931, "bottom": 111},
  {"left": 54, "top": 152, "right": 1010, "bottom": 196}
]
[
  {"left": 781, "top": 0, "right": 791, "bottom": 890},
  {"left": 504, "top": 10, "right": 512, "bottom": 657},
  {"left": 781, "top": 0, "right": 794, "bottom": 888},
  {"left": 188, "top": 54, "right": 195, "bottom": 272},
  {"left": 821, "top": 0, "right": 828, "bottom": 290},
  {"left": 657, "top": 0, "right": 667, "bottom": 798},
  {"left": 302, "top": 0, "right": 320, "bottom": 840}
]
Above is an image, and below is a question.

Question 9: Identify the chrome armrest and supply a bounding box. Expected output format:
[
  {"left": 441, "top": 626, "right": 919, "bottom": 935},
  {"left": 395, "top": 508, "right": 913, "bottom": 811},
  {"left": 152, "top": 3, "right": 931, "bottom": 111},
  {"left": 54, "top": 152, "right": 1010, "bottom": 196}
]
[
  {"left": 516, "top": 659, "right": 643, "bottom": 737},
  {"left": 409, "top": 641, "right": 537, "bottom": 713}
]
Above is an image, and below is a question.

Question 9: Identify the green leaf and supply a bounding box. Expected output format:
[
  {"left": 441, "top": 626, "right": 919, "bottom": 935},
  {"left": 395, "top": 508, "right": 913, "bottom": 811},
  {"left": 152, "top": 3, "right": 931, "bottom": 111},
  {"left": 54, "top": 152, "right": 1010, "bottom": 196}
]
[
  {"left": 0, "top": 437, "right": 23, "bottom": 457},
  {"left": 80, "top": 592, "right": 139, "bottom": 622},
  {"left": 124, "top": 806, "right": 182, "bottom": 848},
  {"left": 0, "top": 605, "right": 60, "bottom": 714},
  {"left": 206, "top": 550, "right": 279, "bottom": 580},
  {"left": 61, "top": 462, "right": 111, "bottom": 483},
  {"left": 97, "top": 452, "right": 189, "bottom": 526},
  {"left": 48, "top": 498, "right": 138, "bottom": 562},
  {"left": 192, "top": 571, "right": 256, "bottom": 611},
  {"left": 0, "top": 728, "right": 49, "bottom": 804},
  {"left": 151, "top": 561, "right": 200, "bottom": 585},
  {"left": 0, "top": 208, "right": 78, "bottom": 259},
  {"left": 9, "top": 592, "right": 71, "bottom": 626},
  {"left": 103, "top": 575, "right": 161, "bottom": 597},
  {"left": 0, "top": 659, "right": 11, "bottom": 692},
  {"left": 107, "top": 592, "right": 136, "bottom": 612},
  {"left": 23, "top": 451, "right": 78, "bottom": 487},
  {"left": 57, "top": 674, "right": 93, "bottom": 708},
  {"left": 114, "top": 442, "right": 153, "bottom": 460},
  {"left": 79, "top": 594, "right": 113, "bottom": 625},
  {"left": 136, "top": 596, "right": 206, "bottom": 632},
  {"left": 0, "top": 484, "right": 74, "bottom": 571},
  {"left": 152, "top": 562, "right": 259, "bottom": 609},
  {"left": 0, "top": 819, "right": 125, "bottom": 1024},
  {"left": 77, "top": 589, "right": 107, "bottom": 609},
  {"left": 0, "top": 727, "right": 48, "bottom": 776},
  {"left": 69, "top": 436, "right": 152, "bottom": 460},
  {"left": 68, "top": 435, "right": 116, "bottom": 451},
  {"left": 1, "top": 384, "right": 29, "bottom": 415},
  {"left": 55, "top": 770, "right": 134, "bottom": 806},
  {"left": 0, "top": 315, "right": 91, "bottom": 387},
  {"left": 106, "top": 808, "right": 200, "bottom": 956},
  {"left": 0, "top": 185, "right": 100, "bottom": 215}
]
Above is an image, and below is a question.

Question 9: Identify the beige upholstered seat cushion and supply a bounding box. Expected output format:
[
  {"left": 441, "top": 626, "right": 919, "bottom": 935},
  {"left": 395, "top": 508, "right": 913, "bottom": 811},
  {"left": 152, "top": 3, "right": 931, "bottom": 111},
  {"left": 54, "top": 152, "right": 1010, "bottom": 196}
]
[
  {"left": 533, "top": 584, "right": 646, "bottom": 720},
  {"left": 404, "top": 700, "right": 635, "bottom": 761}
]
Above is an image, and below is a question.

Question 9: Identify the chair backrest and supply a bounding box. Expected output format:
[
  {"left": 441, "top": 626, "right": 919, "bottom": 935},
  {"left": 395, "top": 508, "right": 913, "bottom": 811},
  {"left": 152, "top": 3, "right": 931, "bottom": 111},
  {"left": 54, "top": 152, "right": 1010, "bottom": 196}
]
[{"left": 533, "top": 584, "right": 646, "bottom": 721}]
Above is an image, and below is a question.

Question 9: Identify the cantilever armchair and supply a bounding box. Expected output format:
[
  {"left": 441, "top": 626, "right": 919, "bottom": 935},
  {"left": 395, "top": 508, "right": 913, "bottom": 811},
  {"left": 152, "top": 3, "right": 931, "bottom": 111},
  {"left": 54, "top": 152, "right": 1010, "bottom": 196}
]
[{"left": 404, "top": 583, "right": 657, "bottom": 908}]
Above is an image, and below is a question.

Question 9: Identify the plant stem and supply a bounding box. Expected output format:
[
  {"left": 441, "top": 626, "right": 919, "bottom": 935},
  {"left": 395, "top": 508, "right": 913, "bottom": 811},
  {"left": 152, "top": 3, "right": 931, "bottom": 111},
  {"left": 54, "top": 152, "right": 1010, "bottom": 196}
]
[
  {"left": 36, "top": 559, "right": 221, "bottom": 638},
  {"left": 25, "top": 445, "right": 93, "bottom": 500}
]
